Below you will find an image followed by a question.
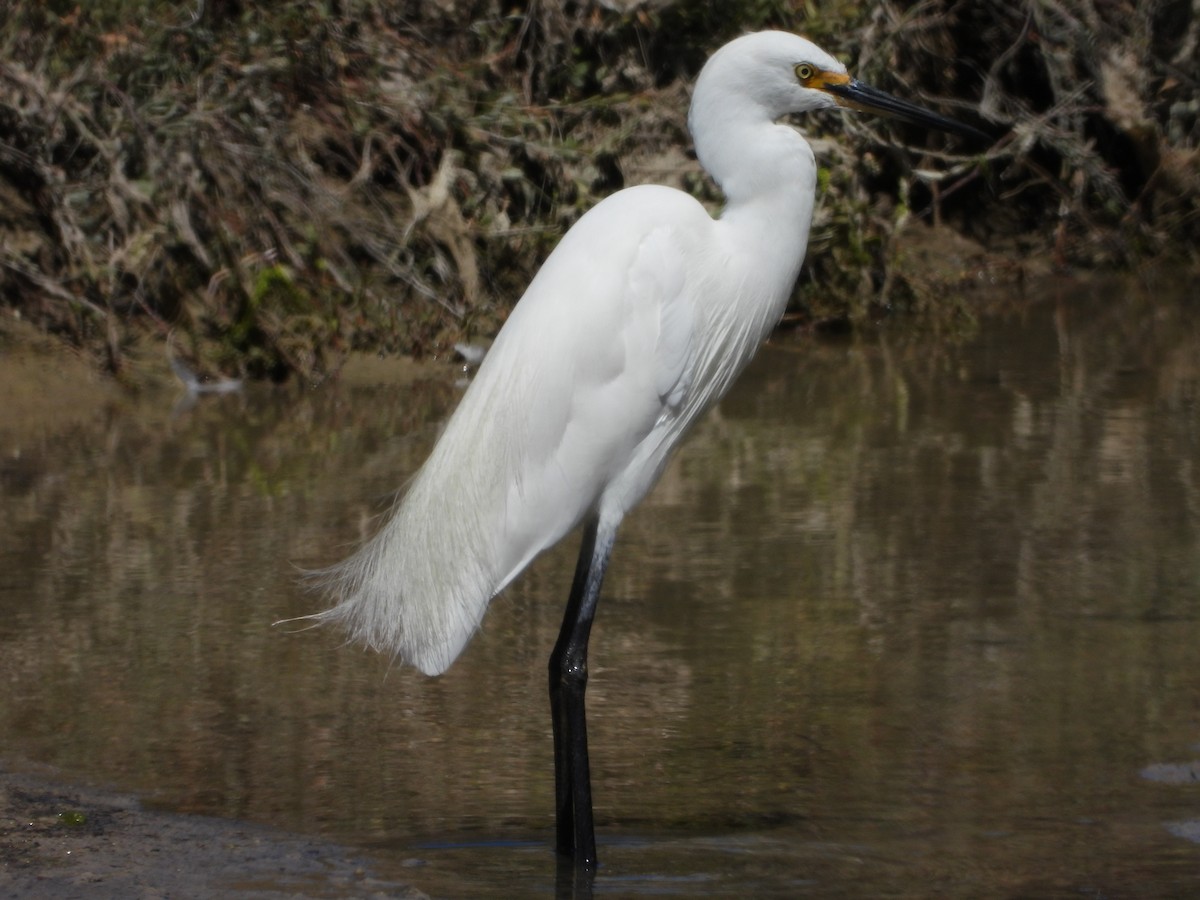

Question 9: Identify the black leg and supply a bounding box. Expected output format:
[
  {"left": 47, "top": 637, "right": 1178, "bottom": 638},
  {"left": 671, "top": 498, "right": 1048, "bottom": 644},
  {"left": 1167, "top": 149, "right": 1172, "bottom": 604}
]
[{"left": 549, "top": 514, "right": 615, "bottom": 872}]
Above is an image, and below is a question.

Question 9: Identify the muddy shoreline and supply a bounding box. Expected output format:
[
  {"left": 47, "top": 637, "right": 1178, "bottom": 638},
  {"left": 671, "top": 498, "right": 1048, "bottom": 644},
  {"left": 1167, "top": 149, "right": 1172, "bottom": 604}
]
[{"left": 0, "top": 761, "right": 421, "bottom": 899}]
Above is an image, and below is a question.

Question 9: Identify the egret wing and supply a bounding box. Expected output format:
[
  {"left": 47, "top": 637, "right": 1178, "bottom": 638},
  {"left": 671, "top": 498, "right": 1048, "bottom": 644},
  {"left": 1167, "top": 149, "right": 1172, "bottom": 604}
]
[
  {"left": 310, "top": 186, "right": 712, "bottom": 675},
  {"left": 486, "top": 186, "right": 709, "bottom": 589}
]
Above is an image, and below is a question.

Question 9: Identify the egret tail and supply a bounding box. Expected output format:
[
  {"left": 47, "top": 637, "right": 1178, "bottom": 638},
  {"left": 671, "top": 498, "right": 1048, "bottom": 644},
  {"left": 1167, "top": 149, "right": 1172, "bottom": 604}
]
[{"left": 305, "top": 354, "right": 538, "bottom": 675}]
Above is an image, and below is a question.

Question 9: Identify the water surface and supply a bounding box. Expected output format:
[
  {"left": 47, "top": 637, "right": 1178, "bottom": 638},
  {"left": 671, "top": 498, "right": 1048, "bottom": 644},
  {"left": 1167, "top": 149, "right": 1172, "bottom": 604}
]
[{"left": 2, "top": 274, "right": 1198, "bottom": 896}]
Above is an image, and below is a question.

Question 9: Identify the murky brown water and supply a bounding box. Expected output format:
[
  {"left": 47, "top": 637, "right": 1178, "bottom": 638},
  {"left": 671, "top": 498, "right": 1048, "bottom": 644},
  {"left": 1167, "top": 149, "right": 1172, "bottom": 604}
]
[{"left": 2, "top": 274, "right": 1199, "bottom": 897}]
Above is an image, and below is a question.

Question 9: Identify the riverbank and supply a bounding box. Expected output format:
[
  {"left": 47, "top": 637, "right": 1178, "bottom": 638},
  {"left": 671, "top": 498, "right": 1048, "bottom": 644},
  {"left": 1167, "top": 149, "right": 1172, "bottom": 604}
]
[
  {"left": 3, "top": 2, "right": 1196, "bottom": 384},
  {"left": 0, "top": 761, "right": 421, "bottom": 899}
]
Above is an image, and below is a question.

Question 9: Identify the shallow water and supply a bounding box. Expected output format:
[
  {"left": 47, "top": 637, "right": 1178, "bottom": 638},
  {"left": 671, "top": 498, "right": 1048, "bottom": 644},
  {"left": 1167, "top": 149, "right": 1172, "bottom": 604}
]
[{"left": 2, "top": 273, "right": 1199, "bottom": 897}]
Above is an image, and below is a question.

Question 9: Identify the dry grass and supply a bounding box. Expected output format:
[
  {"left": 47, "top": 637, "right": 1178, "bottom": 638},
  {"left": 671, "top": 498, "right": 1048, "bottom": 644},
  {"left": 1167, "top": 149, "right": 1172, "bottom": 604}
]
[{"left": 0, "top": 0, "right": 1195, "bottom": 380}]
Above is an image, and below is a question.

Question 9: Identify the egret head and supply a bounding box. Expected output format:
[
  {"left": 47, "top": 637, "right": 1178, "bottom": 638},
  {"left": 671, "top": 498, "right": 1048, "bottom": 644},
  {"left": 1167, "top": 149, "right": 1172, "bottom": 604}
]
[
  {"left": 693, "top": 32, "right": 846, "bottom": 122},
  {"left": 692, "top": 31, "right": 986, "bottom": 142}
]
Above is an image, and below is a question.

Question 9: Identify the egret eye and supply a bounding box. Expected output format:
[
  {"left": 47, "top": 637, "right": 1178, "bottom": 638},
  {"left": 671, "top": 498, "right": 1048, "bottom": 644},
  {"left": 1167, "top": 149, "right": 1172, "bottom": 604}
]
[{"left": 794, "top": 63, "right": 817, "bottom": 83}]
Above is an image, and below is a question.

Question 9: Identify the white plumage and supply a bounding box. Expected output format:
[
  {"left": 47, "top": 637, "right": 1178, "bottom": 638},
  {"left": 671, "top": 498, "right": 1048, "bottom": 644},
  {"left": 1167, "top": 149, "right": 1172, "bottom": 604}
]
[
  {"left": 301, "top": 30, "right": 984, "bottom": 867},
  {"left": 311, "top": 33, "right": 841, "bottom": 673}
]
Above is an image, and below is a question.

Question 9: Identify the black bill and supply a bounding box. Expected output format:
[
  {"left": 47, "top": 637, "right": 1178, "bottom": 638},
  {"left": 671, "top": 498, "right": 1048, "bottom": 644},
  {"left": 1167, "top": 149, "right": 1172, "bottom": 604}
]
[{"left": 824, "top": 78, "right": 990, "bottom": 143}]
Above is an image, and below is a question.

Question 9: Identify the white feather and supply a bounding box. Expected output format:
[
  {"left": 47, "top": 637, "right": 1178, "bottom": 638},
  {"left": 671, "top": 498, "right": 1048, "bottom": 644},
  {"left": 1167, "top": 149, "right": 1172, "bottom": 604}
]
[{"left": 306, "top": 33, "right": 846, "bottom": 675}]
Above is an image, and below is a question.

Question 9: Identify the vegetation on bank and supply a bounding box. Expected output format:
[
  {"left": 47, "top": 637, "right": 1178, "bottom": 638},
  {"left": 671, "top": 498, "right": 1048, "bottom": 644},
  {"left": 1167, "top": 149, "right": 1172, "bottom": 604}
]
[{"left": 1, "top": 0, "right": 1196, "bottom": 381}]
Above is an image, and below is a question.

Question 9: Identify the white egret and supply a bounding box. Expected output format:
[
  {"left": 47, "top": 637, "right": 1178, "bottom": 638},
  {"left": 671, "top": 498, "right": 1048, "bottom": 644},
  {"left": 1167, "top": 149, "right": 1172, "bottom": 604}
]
[{"left": 304, "top": 30, "right": 985, "bottom": 869}]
